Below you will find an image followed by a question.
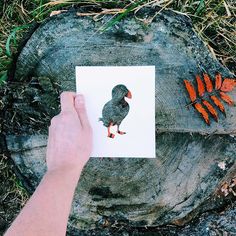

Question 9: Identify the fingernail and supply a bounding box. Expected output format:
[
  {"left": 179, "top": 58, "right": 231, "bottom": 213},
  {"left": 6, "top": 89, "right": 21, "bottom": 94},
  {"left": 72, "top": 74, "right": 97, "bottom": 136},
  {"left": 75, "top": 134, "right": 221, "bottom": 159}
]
[{"left": 77, "top": 94, "right": 85, "bottom": 104}]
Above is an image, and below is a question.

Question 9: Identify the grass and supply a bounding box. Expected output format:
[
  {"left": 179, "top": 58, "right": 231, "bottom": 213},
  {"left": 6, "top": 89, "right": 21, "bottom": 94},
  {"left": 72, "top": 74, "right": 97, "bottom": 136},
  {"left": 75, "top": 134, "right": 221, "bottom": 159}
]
[
  {"left": 0, "top": 1, "right": 235, "bottom": 84},
  {"left": 0, "top": 0, "right": 235, "bottom": 233},
  {"left": 0, "top": 153, "right": 28, "bottom": 233}
]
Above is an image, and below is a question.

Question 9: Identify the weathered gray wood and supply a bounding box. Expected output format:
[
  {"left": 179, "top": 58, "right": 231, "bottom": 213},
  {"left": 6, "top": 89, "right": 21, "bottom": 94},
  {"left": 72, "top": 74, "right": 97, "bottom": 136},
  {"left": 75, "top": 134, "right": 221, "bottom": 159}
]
[
  {"left": 14, "top": 9, "right": 236, "bottom": 134},
  {"left": 4, "top": 7, "right": 236, "bottom": 234}
]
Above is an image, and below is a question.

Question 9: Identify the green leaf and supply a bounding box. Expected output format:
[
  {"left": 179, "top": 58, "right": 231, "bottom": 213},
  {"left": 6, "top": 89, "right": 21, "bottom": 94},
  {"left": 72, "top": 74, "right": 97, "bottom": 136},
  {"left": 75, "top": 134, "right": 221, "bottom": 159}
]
[
  {"left": 101, "top": 0, "right": 146, "bottom": 32},
  {"left": 0, "top": 71, "right": 7, "bottom": 85},
  {"left": 195, "top": 0, "right": 205, "bottom": 16},
  {"left": 5, "top": 24, "right": 32, "bottom": 57},
  {"left": 31, "top": 1, "right": 69, "bottom": 20}
]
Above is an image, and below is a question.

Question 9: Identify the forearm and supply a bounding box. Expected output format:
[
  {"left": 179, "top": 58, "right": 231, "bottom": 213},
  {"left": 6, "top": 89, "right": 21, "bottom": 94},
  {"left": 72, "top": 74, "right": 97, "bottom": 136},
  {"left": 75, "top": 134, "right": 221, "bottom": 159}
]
[
  {"left": 5, "top": 92, "right": 92, "bottom": 236},
  {"left": 5, "top": 167, "right": 82, "bottom": 236}
]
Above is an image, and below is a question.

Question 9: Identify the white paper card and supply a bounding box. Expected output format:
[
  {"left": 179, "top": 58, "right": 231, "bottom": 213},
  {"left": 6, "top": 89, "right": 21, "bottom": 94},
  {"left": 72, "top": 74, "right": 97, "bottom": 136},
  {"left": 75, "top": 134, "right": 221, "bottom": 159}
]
[{"left": 76, "top": 66, "right": 156, "bottom": 158}]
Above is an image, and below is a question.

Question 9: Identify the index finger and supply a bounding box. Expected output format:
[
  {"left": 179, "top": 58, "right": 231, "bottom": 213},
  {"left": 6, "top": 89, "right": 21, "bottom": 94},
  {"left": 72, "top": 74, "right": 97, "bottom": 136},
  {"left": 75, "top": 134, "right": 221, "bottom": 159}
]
[{"left": 60, "top": 92, "right": 76, "bottom": 113}]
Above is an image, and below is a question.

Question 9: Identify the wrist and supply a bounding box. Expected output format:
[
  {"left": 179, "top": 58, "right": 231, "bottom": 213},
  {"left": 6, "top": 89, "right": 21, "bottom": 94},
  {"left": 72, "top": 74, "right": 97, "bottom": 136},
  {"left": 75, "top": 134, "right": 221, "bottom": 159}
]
[{"left": 46, "top": 165, "right": 83, "bottom": 184}]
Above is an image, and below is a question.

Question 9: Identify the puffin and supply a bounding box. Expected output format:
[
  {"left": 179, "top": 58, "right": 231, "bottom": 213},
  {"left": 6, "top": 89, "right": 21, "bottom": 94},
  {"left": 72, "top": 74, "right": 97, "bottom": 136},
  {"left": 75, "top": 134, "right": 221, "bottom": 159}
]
[{"left": 99, "top": 84, "right": 132, "bottom": 138}]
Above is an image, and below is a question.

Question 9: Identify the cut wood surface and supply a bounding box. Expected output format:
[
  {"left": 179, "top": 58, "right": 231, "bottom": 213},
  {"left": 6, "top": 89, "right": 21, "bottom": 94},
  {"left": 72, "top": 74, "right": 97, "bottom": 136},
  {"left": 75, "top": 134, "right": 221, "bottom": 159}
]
[{"left": 3, "top": 7, "right": 235, "bottom": 234}]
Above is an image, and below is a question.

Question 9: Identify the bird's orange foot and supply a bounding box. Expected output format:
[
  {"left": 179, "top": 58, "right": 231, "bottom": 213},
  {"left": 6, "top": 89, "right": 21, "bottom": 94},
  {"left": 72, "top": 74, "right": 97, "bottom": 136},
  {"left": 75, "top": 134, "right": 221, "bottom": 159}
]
[
  {"left": 108, "top": 133, "right": 115, "bottom": 138},
  {"left": 117, "top": 131, "right": 126, "bottom": 135}
]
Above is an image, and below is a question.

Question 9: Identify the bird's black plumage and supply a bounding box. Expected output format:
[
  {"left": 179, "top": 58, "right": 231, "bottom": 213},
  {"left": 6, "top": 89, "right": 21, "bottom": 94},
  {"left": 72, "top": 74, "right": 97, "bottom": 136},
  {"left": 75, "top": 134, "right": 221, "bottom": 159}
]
[{"left": 99, "top": 84, "right": 131, "bottom": 127}]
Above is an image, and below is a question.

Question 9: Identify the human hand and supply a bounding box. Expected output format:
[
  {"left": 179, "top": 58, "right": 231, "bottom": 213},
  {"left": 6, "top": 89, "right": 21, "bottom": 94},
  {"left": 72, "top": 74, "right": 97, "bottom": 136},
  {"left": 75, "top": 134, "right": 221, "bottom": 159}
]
[{"left": 46, "top": 92, "right": 93, "bottom": 176}]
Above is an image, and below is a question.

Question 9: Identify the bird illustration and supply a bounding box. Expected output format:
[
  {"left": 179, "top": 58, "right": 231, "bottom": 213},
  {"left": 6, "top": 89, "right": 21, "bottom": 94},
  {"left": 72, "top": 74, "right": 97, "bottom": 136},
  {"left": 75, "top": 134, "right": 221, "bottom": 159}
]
[{"left": 99, "top": 84, "right": 132, "bottom": 138}]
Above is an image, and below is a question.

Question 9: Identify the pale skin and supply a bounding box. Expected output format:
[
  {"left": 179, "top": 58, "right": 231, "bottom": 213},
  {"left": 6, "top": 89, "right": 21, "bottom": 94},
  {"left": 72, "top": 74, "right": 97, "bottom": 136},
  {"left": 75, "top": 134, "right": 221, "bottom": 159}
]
[{"left": 5, "top": 92, "right": 93, "bottom": 236}]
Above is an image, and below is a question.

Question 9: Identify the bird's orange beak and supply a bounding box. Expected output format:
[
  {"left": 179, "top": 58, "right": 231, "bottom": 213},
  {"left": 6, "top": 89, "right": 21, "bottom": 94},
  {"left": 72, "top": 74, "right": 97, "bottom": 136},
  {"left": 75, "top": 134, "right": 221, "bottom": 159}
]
[{"left": 126, "top": 90, "right": 132, "bottom": 99}]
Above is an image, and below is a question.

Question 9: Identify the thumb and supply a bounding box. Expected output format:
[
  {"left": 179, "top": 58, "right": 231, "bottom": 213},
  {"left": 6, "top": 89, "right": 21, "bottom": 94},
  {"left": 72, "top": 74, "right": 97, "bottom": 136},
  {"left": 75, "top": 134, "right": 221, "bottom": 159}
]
[{"left": 74, "top": 94, "right": 91, "bottom": 128}]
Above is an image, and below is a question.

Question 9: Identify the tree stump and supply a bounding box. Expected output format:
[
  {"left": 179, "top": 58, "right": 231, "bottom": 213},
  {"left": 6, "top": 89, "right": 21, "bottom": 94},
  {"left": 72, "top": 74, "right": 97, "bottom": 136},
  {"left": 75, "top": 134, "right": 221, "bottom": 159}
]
[{"left": 2, "top": 7, "right": 236, "bottom": 235}]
